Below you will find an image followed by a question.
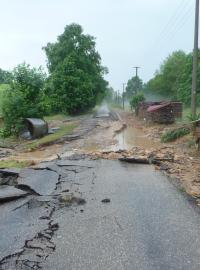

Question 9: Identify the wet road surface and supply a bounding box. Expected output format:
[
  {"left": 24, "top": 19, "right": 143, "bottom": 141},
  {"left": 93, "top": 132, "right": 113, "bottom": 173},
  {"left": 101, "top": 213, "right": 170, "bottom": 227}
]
[
  {"left": 1, "top": 110, "right": 200, "bottom": 269},
  {"left": 42, "top": 160, "right": 200, "bottom": 270},
  {"left": 1, "top": 158, "right": 200, "bottom": 269}
]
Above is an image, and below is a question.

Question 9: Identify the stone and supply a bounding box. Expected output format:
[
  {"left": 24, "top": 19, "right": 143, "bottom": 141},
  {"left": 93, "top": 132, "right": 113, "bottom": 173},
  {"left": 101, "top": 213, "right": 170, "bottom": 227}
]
[{"left": 101, "top": 198, "right": 111, "bottom": 203}]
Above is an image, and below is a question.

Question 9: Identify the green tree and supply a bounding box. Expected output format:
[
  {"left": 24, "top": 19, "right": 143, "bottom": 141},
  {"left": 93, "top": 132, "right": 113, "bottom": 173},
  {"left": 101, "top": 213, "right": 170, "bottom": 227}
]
[
  {"left": 43, "top": 23, "right": 108, "bottom": 114},
  {"left": 0, "top": 68, "right": 13, "bottom": 84},
  {"left": 176, "top": 52, "right": 200, "bottom": 105},
  {"left": 144, "top": 50, "right": 188, "bottom": 99},
  {"left": 2, "top": 63, "right": 46, "bottom": 136},
  {"left": 130, "top": 93, "right": 145, "bottom": 112},
  {"left": 144, "top": 50, "right": 200, "bottom": 105},
  {"left": 125, "top": 76, "right": 143, "bottom": 99}
]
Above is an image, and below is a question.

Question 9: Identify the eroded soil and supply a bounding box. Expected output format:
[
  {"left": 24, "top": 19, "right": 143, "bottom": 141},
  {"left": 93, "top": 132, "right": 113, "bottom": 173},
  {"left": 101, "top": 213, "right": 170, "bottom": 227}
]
[
  {"left": 1, "top": 109, "right": 200, "bottom": 269},
  {"left": 1, "top": 110, "right": 200, "bottom": 198}
]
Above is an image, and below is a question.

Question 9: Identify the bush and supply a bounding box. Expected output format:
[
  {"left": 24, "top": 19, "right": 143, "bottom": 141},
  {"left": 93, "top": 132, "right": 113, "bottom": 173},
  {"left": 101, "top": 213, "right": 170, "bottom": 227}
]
[
  {"left": 130, "top": 93, "right": 145, "bottom": 110},
  {"left": 1, "top": 63, "right": 46, "bottom": 136},
  {"left": 161, "top": 127, "right": 190, "bottom": 143},
  {"left": 187, "top": 112, "right": 200, "bottom": 122}
]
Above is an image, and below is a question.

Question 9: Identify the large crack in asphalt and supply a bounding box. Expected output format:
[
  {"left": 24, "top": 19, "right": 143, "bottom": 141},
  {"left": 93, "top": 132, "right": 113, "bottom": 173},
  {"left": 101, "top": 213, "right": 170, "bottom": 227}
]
[
  {"left": 0, "top": 112, "right": 118, "bottom": 269},
  {"left": 0, "top": 157, "right": 92, "bottom": 269}
]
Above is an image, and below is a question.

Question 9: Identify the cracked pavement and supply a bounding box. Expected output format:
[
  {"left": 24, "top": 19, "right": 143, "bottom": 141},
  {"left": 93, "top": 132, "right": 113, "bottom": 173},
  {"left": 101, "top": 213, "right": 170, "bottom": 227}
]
[
  {"left": 1, "top": 158, "right": 200, "bottom": 269},
  {"left": 1, "top": 110, "right": 200, "bottom": 270}
]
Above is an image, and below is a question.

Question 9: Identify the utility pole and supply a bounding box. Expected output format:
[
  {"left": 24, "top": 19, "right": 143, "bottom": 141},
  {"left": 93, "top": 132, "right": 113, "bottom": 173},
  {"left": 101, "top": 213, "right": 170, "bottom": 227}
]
[
  {"left": 191, "top": 0, "right": 199, "bottom": 117},
  {"left": 133, "top": 66, "right": 141, "bottom": 94},
  {"left": 123, "top": 83, "right": 126, "bottom": 110}
]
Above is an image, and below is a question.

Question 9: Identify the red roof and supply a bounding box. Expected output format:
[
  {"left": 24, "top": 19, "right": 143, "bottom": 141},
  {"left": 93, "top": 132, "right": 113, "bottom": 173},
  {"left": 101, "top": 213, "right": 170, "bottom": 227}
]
[{"left": 147, "top": 102, "right": 171, "bottom": 113}]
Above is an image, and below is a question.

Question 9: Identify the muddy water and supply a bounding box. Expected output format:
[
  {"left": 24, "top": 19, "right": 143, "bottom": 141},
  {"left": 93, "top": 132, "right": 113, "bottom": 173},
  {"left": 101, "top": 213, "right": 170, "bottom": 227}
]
[
  {"left": 9, "top": 144, "right": 63, "bottom": 163},
  {"left": 83, "top": 124, "right": 161, "bottom": 153},
  {"left": 3, "top": 122, "right": 161, "bottom": 164},
  {"left": 111, "top": 126, "right": 161, "bottom": 151}
]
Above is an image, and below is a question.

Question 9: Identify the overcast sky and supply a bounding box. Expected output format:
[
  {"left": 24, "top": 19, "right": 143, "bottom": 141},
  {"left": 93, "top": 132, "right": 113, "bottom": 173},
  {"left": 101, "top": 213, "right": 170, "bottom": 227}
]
[{"left": 0, "top": 0, "right": 196, "bottom": 92}]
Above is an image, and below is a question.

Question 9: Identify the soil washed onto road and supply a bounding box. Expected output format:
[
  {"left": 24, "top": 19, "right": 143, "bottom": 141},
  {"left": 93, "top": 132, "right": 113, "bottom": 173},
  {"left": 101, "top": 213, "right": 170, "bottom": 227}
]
[{"left": 1, "top": 108, "right": 200, "bottom": 269}]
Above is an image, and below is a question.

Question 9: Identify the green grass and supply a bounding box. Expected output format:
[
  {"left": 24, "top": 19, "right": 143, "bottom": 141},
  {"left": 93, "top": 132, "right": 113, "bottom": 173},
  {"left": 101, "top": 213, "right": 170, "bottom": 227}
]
[
  {"left": 0, "top": 160, "right": 31, "bottom": 169},
  {"left": 26, "top": 123, "right": 78, "bottom": 150},
  {"left": 109, "top": 103, "right": 123, "bottom": 110},
  {"left": 161, "top": 127, "right": 190, "bottom": 143},
  {"left": 44, "top": 114, "right": 69, "bottom": 122}
]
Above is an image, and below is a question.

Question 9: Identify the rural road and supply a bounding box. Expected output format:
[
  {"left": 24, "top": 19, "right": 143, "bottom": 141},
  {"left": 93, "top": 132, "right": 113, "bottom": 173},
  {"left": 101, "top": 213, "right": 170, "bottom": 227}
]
[
  {"left": 42, "top": 160, "right": 200, "bottom": 270},
  {"left": 1, "top": 110, "right": 200, "bottom": 269},
  {"left": 1, "top": 159, "right": 200, "bottom": 269}
]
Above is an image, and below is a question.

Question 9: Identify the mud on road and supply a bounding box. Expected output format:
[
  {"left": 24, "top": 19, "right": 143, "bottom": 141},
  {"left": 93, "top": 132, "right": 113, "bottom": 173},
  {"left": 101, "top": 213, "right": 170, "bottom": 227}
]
[{"left": 1, "top": 109, "right": 200, "bottom": 269}]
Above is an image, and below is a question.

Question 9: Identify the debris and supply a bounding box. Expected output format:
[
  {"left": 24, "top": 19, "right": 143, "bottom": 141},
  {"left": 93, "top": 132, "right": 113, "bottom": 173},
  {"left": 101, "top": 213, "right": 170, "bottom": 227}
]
[
  {"left": 101, "top": 198, "right": 111, "bottom": 203},
  {"left": 25, "top": 118, "right": 48, "bottom": 139},
  {"left": 59, "top": 194, "right": 86, "bottom": 206},
  {"left": 57, "top": 154, "right": 62, "bottom": 160},
  {"left": 137, "top": 101, "right": 183, "bottom": 124},
  {"left": 147, "top": 103, "right": 175, "bottom": 124},
  {"left": 119, "top": 157, "right": 150, "bottom": 164}
]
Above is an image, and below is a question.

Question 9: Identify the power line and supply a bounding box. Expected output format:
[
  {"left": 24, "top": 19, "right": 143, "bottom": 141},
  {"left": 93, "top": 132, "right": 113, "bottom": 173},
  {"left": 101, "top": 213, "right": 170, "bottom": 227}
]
[
  {"left": 142, "top": 1, "right": 194, "bottom": 59},
  {"left": 157, "top": 2, "right": 194, "bottom": 46},
  {"left": 156, "top": 0, "right": 190, "bottom": 42}
]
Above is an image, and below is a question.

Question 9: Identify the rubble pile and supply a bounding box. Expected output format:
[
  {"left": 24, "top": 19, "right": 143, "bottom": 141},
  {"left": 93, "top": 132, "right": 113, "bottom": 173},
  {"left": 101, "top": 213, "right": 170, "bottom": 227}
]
[{"left": 89, "top": 146, "right": 200, "bottom": 198}]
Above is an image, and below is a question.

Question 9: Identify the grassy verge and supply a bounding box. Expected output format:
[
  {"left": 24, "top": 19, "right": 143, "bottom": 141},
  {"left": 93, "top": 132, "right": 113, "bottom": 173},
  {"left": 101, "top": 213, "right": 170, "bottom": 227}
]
[
  {"left": 0, "top": 160, "right": 32, "bottom": 169},
  {"left": 109, "top": 103, "right": 123, "bottom": 110},
  {"left": 44, "top": 114, "right": 69, "bottom": 122},
  {"left": 161, "top": 127, "right": 190, "bottom": 143},
  {"left": 26, "top": 123, "right": 78, "bottom": 150}
]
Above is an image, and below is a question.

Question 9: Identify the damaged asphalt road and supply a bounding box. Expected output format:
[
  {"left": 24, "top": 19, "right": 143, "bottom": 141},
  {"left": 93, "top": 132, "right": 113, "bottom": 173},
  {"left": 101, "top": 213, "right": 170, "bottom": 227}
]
[{"left": 1, "top": 158, "right": 200, "bottom": 269}]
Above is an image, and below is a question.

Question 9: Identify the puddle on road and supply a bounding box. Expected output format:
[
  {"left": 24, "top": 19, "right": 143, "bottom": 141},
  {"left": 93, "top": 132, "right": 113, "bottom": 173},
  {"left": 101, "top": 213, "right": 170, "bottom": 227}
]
[
  {"left": 83, "top": 125, "right": 161, "bottom": 152},
  {"left": 110, "top": 126, "right": 161, "bottom": 151},
  {"left": 8, "top": 144, "right": 63, "bottom": 163},
  {"left": 3, "top": 124, "right": 161, "bottom": 164}
]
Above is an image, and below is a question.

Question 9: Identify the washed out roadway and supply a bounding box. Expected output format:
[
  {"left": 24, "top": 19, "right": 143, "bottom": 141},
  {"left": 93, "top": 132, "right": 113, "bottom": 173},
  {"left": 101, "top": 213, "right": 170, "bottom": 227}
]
[{"left": 1, "top": 141, "right": 200, "bottom": 268}]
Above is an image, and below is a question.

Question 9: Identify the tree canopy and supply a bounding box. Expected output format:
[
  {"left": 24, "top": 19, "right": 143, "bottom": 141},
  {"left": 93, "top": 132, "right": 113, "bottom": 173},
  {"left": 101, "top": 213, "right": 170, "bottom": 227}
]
[
  {"left": 43, "top": 23, "right": 108, "bottom": 114},
  {"left": 125, "top": 76, "right": 143, "bottom": 99},
  {"left": 0, "top": 68, "right": 12, "bottom": 84},
  {"left": 144, "top": 50, "right": 200, "bottom": 105}
]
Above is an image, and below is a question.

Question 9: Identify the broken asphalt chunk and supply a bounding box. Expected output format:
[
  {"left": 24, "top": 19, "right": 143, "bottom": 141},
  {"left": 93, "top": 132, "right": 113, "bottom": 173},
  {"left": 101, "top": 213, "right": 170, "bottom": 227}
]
[
  {"left": 0, "top": 185, "right": 28, "bottom": 203},
  {"left": 17, "top": 169, "right": 59, "bottom": 196},
  {"left": 56, "top": 159, "right": 94, "bottom": 168}
]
